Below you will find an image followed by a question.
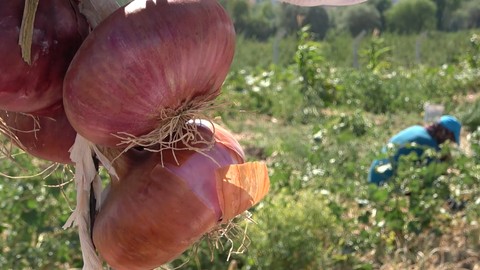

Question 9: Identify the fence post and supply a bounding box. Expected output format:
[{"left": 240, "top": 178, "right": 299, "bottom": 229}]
[
  {"left": 353, "top": 30, "right": 366, "bottom": 68},
  {"left": 273, "top": 28, "right": 287, "bottom": 65},
  {"left": 416, "top": 31, "right": 427, "bottom": 64}
]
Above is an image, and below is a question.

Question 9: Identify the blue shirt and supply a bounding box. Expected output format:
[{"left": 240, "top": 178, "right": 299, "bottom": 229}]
[{"left": 368, "top": 125, "right": 439, "bottom": 185}]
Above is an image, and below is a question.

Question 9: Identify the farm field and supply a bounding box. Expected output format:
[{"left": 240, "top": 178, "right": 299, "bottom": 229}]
[{"left": 1, "top": 24, "right": 480, "bottom": 270}]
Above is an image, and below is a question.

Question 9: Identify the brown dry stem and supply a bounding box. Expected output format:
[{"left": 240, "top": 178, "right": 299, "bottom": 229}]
[{"left": 18, "top": 0, "right": 39, "bottom": 65}]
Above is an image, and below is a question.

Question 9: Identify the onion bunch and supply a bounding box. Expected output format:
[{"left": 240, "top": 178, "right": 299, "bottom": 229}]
[
  {"left": 93, "top": 120, "right": 269, "bottom": 269},
  {"left": 61, "top": 1, "right": 243, "bottom": 269}
]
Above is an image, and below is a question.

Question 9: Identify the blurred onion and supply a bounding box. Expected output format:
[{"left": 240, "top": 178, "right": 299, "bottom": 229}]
[
  {"left": 0, "top": 103, "right": 76, "bottom": 164},
  {"left": 0, "top": 0, "right": 89, "bottom": 114}
]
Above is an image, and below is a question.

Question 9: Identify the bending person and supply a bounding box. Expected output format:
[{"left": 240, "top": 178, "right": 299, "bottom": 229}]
[{"left": 368, "top": 115, "right": 461, "bottom": 185}]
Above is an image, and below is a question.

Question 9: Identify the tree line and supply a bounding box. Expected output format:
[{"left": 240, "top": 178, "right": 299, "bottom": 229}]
[{"left": 218, "top": 0, "right": 480, "bottom": 40}]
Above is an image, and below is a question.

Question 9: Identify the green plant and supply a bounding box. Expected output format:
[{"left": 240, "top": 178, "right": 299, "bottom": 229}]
[
  {"left": 0, "top": 154, "right": 81, "bottom": 269},
  {"left": 459, "top": 99, "right": 480, "bottom": 132},
  {"left": 243, "top": 190, "right": 347, "bottom": 270},
  {"left": 470, "top": 127, "right": 480, "bottom": 160},
  {"left": 360, "top": 31, "right": 392, "bottom": 72},
  {"left": 295, "top": 26, "right": 339, "bottom": 109},
  {"left": 324, "top": 111, "right": 373, "bottom": 137},
  {"left": 467, "top": 33, "right": 480, "bottom": 68}
]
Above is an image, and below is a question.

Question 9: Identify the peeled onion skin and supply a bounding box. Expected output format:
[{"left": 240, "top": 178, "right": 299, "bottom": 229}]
[
  {"left": 63, "top": 0, "right": 236, "bottom": 147},
  {"left": 93, "top": 123, "right": 244, "bottom": 270},
  {"left": 0, "top": 0, "right": 89, "bottom": 114},
  {"left": 0, "top": 103, "right": 76, "bottom": 164}
]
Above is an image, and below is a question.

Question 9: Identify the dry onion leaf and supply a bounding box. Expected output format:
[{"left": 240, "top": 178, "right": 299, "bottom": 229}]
[{"left": 216, "top": 161, "right": 270, "bottom": 223}]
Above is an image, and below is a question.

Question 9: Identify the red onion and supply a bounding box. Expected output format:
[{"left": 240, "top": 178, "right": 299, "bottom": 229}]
[
  {"left": 0, "top": 0, "right": 89, "bottom": 114},
  {"left": 0, "top": 103, "right": 76, "bottom": 164},
  {"left": 63, "top": 0, "right": 236, "bottom": 147},
  {"left": 93, "top": 121, "right": 269, "bottom": 269}
]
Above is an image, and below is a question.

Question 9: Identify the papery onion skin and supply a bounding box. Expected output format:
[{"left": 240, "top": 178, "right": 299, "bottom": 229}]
[
  {"left": 0, "top": 0, "right": 89, "bottom": 114},
  {"left": 93, "top": 122, "right": 244, "bottom": 270},
  {"left": 0, "top": 103, "right": 76, "bottom": 164},
  {"left": 63, "top": 0, "right": 236, "bottom": 147}
]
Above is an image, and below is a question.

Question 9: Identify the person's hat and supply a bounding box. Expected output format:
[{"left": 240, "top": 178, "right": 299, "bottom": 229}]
[{"left": 438, "top": 115, "right": 461, "bottom": 144}]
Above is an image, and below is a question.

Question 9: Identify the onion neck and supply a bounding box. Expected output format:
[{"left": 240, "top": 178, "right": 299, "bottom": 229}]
[
  {"left": 99, "top": 146, "right": 153, "bottom": 184},
  {"left": 77, "top": 0, "right": 127, "bottom": 27}
]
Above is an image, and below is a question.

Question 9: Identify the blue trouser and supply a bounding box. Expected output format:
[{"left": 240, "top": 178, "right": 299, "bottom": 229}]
[{"left": 368, "top": 158, "right": 394, "bottom": 185}]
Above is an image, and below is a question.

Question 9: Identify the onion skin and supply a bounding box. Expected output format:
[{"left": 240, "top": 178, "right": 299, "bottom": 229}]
[
  {"left": 0, "top": 0, "right": 89, "bottom": 114},
  {"left": 93, "top": 122, "right": 244, "bottom": 269},
  {"left": 0, "top": 103, "right": 76, "bottom": 164},
  {"left": 63, "top": 0, "right": 236, "bottom": 147}
]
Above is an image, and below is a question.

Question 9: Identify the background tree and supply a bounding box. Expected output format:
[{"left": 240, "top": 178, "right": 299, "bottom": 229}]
[
  {"left": 340, "top": 4, "right": 382, "bottom": 36},
  {"left": 367, "top": 0, "right": 392, "bottom": 31},
  {"left": 244, "top": 1, "right": 277, "bottom": 41},
  {"left": 385, "top": 0, "right": 437, "bottom": 34},
  {"left": 449, "top": 0, "right": 480, "bottom": 30},
  {"left": 301, "top": 7, "right": 330, "bottom": 40},
  {"left": 219, "top": 0, "right": 277, "bottom": 41},
  {"left": 229, "top": 0, "right": 251, "bottom": 35},
  {"left": 463, "top": 0, "right": 480, "bottom": 28},
  {"left": 432, "top": 0, "right": 447, "bottom": 30},
  {"left": 439, "top": 0, "right": 464, "bottom": 31},
  {"left": 278, "top": 4, "right": 304, "bottom": 36}
]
